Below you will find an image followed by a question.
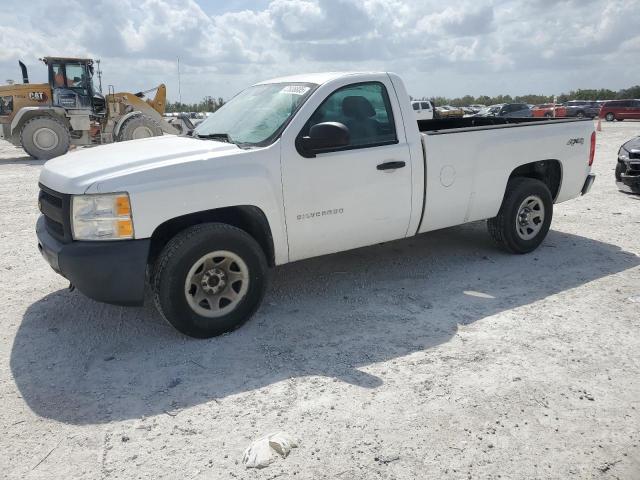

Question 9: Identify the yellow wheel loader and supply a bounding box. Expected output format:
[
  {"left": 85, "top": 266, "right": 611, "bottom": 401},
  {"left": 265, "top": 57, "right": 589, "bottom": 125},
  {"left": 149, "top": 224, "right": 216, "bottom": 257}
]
[{"left": 0, "top": 57, "right": 178, "bottom": 159}]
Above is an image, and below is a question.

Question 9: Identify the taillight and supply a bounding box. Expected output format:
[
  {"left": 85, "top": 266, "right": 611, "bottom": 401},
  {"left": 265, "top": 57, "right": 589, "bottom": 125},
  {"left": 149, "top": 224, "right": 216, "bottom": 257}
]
[{"left": 589, "top": 131, "right": 596, "bottom": 166}]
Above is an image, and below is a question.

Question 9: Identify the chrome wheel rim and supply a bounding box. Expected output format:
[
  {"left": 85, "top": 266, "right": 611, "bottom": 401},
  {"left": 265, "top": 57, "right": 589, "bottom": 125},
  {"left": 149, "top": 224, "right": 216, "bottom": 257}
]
[
  {"left": 33, "top": 127, "right": 59, "bottom": 151},
  {"left": 184, "top": 250, "right": 249, "bottom": 318},
  {"left": 516, "top": 195, "right": 545, "bottom": 241}
]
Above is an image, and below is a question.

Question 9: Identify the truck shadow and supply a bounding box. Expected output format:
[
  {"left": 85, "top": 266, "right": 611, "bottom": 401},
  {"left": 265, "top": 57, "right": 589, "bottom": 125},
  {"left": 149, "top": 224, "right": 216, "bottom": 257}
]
[{"left": 11, "top": 222, "right": 640, "bottom": 425}]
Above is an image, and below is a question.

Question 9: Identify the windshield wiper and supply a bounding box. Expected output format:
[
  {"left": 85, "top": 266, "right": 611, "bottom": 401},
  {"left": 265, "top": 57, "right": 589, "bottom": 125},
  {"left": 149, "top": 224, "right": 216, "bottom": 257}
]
[{"left": 195, "top": 133, "right": 233, "bottom": 143}]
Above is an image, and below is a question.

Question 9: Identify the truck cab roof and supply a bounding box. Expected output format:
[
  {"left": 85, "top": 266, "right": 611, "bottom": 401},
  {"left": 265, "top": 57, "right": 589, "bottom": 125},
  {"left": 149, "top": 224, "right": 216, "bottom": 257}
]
[{"left": 255, "top": 71, "right": 388, "bottom": 86}]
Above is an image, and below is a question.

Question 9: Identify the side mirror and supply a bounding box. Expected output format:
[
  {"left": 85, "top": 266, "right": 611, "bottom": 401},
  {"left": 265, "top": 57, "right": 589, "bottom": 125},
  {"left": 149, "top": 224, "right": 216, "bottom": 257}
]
[{"left": 298, "top": 122, "right": 350, "bottom": 157}]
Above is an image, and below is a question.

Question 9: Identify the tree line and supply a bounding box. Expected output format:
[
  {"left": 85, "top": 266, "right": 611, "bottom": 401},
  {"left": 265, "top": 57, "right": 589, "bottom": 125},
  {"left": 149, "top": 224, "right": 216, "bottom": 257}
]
[
  {"left": 165, "top": 96, "right": 225, "bottom": 113},
  {"left": 416, "top": 85, "right": 640, "bottom": 107},
  {"left": 168, "top": 84, "right": 640, "bottom": 112}
]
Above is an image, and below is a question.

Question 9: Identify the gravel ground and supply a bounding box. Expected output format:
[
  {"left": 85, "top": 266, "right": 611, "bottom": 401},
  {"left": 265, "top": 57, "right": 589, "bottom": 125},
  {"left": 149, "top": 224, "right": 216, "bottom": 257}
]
[{"left": 1, "top": 121, "right": 639, "bottom": 479}]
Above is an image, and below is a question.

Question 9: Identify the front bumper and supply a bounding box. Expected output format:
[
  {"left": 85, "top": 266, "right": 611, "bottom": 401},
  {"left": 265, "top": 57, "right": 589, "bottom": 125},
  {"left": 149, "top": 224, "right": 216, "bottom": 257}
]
[
  {"left": 36, "top": 215, "right": 151, "bottom": 306},
  {"left": 616, "top": 159, "right": 640, "bottom": 193},
  {"left": 617, "top": 174, "right": 640, "bottom": 193}
]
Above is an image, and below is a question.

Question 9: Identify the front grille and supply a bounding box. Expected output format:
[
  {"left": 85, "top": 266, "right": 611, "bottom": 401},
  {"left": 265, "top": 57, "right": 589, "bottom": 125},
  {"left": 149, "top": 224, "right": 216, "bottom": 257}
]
[
  {"left": 628, "top": 162, "right": 640, "bottom": 175},
  {"left": 38, "top": 184, "right": 72, "bottom": 242},
  {"left": 629, "top": 151, "right": 640, "bottom": 160}
]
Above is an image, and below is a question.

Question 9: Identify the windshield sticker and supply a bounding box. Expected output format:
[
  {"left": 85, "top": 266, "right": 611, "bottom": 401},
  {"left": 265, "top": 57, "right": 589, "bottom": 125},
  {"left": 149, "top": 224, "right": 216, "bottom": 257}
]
[{"left": 280, "top": 85, "right": 310, "bottom": 95}]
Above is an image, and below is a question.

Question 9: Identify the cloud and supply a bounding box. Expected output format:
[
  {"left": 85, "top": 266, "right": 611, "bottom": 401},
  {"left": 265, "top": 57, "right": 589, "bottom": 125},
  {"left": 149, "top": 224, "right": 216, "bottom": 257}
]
[{"left": 0, "top": 0, "right": 638, "bottom": 102}]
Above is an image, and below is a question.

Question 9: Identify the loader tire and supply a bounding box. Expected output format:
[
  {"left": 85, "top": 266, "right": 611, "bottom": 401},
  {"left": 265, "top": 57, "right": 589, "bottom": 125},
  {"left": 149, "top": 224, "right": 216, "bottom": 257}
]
[
  {"left": 20, "top": 115, "right": 70, "bottom": 160},
  {"left": 487, "top": 177, "right": 553, "bottom": 254},
  {"left": 117, "top": 115, "right": 163, "bottom": 142}
]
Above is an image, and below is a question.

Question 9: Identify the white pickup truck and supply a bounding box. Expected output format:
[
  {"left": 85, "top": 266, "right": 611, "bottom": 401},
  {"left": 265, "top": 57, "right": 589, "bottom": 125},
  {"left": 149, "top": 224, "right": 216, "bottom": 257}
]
[{"left": 36, "top": 72, "right": 596, "bottom": 338}]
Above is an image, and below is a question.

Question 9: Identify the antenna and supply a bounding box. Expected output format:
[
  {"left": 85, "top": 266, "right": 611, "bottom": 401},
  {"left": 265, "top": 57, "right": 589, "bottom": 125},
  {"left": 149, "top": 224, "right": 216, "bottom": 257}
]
[
  {"left": 177, "top": 56, "right": 182, "bottom": 105},
  {"left": 96, "top": 59, "right": 103, "bottom": 93}
]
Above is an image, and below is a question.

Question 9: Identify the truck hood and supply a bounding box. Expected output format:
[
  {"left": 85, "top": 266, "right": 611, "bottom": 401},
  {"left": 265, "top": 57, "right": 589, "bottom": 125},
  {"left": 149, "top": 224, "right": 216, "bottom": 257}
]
[{"left": 39, "top": 135, "right": 241, "bottom": 194}]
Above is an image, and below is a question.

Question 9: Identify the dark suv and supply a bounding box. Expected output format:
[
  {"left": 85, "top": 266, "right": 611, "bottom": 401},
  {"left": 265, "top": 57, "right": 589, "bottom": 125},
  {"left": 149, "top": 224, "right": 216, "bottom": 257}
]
[
  {"left": 563, "top": 100, "right": 602, "bottom": 118},
  {"left": 473, "top": 103, "right": 532, "bottom": 118},
  {"left": 616, "top": 136, "right": 640, "bottom": 194},
  {"left": 600, "top": 99, "right": 640, "bottom": 122}
]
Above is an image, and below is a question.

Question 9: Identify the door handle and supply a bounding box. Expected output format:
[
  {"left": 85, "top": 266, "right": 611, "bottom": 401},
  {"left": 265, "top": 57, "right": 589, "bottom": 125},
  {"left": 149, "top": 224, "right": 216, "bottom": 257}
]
[{"left": 377, "top": 161, "right": 406, "bottom": 170}]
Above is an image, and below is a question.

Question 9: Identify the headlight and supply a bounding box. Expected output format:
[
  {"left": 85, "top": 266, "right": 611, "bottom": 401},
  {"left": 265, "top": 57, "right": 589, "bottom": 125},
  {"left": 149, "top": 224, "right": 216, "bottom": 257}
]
[
  {"left": 71, "top": 193, "right": 134, "bottom": 240},
  {"left": 618, "top": 147, "right": 629, "bottom": 161}
]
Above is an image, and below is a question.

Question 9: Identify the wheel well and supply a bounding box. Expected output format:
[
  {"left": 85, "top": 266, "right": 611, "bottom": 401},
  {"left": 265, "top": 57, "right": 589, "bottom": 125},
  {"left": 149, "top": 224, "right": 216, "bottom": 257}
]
[
  {"left": 509, "top": 160, "right": 562, "bottom": 200},
  {"left": 12, "top": 110, "right": 69, "bottom": 142},
  {"left": 148, "top": 206, "right": 275, "bottom": 268}
]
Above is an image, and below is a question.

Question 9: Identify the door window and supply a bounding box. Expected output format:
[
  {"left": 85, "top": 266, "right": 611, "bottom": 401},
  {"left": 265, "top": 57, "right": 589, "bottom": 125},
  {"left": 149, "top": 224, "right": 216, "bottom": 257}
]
[
  {"left": 64, "top": 64, "right": 86, "bottom": 88},
  {"left": 421, "top": 102, "right": 431, "bottom": 110},
  {"left": 301, "top": 82, "right": 397, "bottom": 150},
  {"left": 412, "top": 102, "right": 420, "bottom": 111}
]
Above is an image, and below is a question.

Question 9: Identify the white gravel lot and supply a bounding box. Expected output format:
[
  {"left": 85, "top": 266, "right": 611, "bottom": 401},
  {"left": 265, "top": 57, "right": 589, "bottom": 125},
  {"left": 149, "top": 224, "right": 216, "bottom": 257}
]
[{"left": 1, "top": 121, "right": 639, "bottom": 479}]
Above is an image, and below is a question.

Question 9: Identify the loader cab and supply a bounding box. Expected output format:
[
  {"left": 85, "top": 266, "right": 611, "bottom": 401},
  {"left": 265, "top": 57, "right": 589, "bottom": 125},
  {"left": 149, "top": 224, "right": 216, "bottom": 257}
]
[{"left": 43, "top": 57, "right": 106, "bottom": 114}]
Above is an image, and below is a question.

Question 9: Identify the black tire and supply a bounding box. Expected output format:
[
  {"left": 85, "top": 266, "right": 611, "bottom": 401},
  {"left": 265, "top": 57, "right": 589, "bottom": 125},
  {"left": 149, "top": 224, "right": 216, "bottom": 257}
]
[
  {"left": 605, "top": 113, "right": 615, "bottom": 122},
  {"left": 20, "top": 115, "right": 70, "bottom": 160},
  {"left": 576, "top": 111, "right": 585, "bottom": 118},
  {"left": 544, "top": 112, "right": 552, "bottom": 118},
  {"left": 615, "top": 161, "right": 624, "bottom": 183},
  {"left": 487, "top": 177, "right": 553, "bottom": 254},
  {"left": 152, "top": 223, "right": 268, "bottom": 338},
  {"left": 117, "top": 115, "right": 163, "bottom": 142}
]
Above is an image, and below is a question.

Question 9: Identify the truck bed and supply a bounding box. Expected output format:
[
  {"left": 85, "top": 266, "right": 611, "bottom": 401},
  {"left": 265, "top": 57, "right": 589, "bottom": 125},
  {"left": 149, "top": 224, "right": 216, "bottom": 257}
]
[
  {"left": 416, "top": 116, "right": 594, "bottom": 235},
  {"left": 418, "top": 116, "right": 588, "bottom": 134}
]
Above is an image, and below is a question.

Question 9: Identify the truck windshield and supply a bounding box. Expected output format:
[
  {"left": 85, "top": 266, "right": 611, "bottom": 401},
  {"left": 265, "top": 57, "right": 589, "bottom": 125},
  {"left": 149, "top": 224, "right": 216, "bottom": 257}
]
[{"left": 194, "top": 82, "right": 316, "bottom": 146}]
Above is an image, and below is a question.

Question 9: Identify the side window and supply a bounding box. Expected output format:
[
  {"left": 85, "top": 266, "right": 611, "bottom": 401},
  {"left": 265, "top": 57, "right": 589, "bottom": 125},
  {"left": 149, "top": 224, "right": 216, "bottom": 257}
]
[
  {"left": 421, "top": 102, "right": 430, "bottom": 110},
  {"left": 412, "top": 102, "right": 420, "bottom": 111},
  {"left": 0, "top": 96, "right": 13, "bottom": 116},
  {"left": 302, "top": 82, "right": 397, "bottom": 149},
  {"left": 51, "top": 63, "right": 65, "bottom": 87}
]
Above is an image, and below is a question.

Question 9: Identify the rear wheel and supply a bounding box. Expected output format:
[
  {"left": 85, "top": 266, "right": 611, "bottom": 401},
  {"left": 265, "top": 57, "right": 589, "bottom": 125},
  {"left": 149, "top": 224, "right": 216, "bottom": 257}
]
[
  {"left": 605, "top": 113, "right": 615, "bottom": 122},
  {"left": 117, "top": 115, "right": 162, "bottom": 142},
  {"left": 20, "top": 115, "right": 70, "bottom": 160},
  {"left": 576, "top": 111, "right": 585, "bottom": 118},
  {"left": 487, "top": 177, "right": 553, "bottom": 254},
  {"left": 152, "top": 223, "right": 268, "bottom": 338}
]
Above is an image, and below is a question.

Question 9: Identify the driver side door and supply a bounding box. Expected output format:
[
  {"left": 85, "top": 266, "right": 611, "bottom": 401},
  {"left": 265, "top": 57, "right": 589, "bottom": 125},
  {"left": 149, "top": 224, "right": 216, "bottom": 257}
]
[{"left": 280, "top": 80, "right": 413, "bottom": 262}]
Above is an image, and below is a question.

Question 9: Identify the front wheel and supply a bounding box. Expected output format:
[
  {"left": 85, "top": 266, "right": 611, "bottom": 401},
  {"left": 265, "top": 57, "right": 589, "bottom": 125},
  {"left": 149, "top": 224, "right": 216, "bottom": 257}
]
[
  {"left": 487, "top": 177, "right": 553, "bottom": 254},
  {"left": 152, "top": 223, "right": 268, "bottom": 338},
  {"left": 20, "top": 115, "right": 71, "bottom": 159}
]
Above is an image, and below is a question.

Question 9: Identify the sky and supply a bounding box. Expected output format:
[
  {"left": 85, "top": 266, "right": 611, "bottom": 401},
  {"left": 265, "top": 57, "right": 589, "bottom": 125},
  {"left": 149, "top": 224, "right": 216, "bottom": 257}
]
[{"left": 1, "top": 0, "right": 639, "bottom": 103}]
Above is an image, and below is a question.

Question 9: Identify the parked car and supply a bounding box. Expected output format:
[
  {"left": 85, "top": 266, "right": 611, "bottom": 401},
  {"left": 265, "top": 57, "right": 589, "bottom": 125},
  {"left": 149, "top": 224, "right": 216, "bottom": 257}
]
[
  {"left": 473, "top": 103, "right": 532, "bottom": 118},
  {"left": 532, "top": 103, "right": 567, "bottom": 118},
  {"left": 600, "top": 99, "right": 640, "bottom": 122},
  {"left": 411, "top": 100, "right": 434, "bottom": 120},
  {"left": 435, "top": 105, "right": 463, "bottom": 118},
  {"left": 36, "top": 71, "right": 595, "bottom": 338},
  {"left": 563, "top": 100, "right": 602, "bottom": 119},
  {"left": 615, "top": 136, "right": 640, "bottom": 193},
  {"left": 469, "top": 104, "right": 486, "bottom": 113}
]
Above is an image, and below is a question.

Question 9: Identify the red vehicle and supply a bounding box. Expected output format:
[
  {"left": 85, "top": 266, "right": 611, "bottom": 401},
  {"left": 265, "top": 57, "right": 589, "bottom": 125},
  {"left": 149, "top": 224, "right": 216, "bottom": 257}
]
[
  {"left": 600, "top": 99, "right": 640, "bottom": 122},
  {"left": 532, "top": 103, "right": 566, "bottom": 118}
]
